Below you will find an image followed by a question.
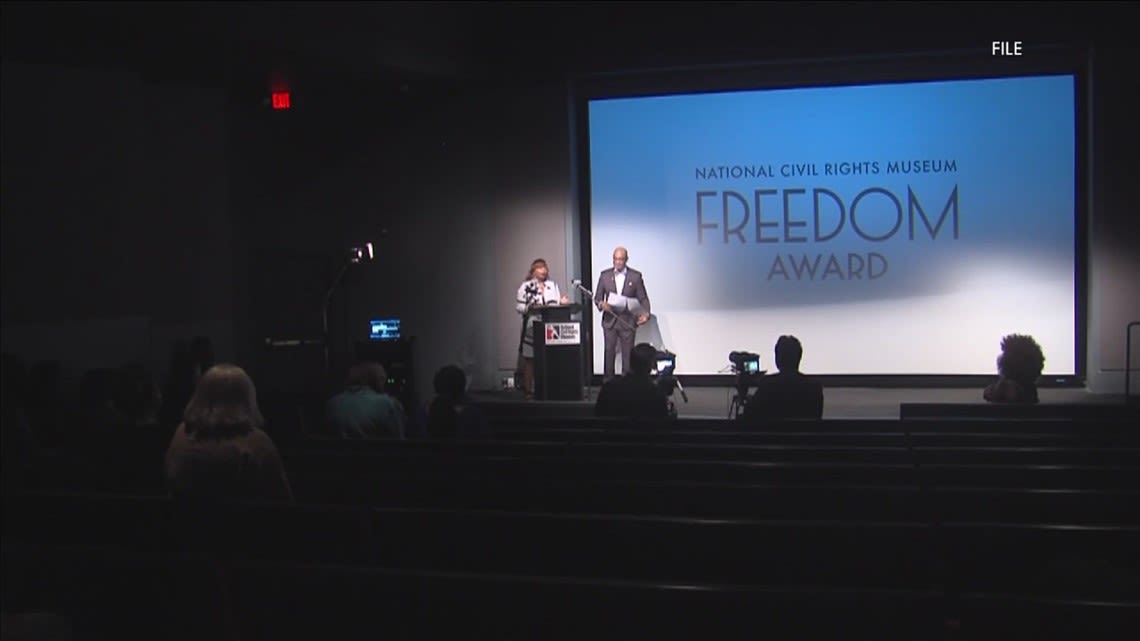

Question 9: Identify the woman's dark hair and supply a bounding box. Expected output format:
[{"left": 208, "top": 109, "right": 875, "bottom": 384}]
[
  {"left": 996, "top": 334, "right": 1045, "bottom": 386},
  {"left": 774, "top": 335, "right": 804, "bottom": 373},
  {"left": 427, "top": 366, "right": 467, "bottom": 438},
  {"left": 433, "top": 365, "right": 467, "bottom": 398},
  {"left": 347, "top": 362, "right": 386, "bottom": 393},
  {"left": 182, "top": 364, "right": 263, "bottom": 437}
]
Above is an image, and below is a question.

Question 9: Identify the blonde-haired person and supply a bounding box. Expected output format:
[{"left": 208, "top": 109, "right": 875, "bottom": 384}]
[
  {"left": 164, "top": 364, "right": 293, "bottom": 501},
  {"left": 515, "top": 258, "right": 569, "bottom": 399}
]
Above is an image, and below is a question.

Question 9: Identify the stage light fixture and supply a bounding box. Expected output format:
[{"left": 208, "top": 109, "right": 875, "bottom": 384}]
[{"left": 349, "top": 242, "right": 375, "bottom": 264}]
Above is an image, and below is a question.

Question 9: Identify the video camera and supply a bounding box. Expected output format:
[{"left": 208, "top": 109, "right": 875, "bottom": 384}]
[
  {"left": 652, "top": 350, "right": 676, "bottom": 377},
  {"left": 728, "top": 351, "right": 761, "bottom": 375},
  {"left": 728, "top": 350, "right": 762, "bottom": 406},
  {"left": 651, "top": 349, "right": 686, "bottom": 415}
]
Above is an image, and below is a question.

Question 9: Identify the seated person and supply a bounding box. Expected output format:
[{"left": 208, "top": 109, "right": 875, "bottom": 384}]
[
  {"left": 983, "top": 333, "right": 1044, "bottom": 404},
  {"left": 426, "top": 365, "right": 487, "bottom": 439},
  {"left": 164, "top": 364, "right": 292, "bottom": 502},
  {"left": 325, "top": 362, "right": 406, "bottom": 439},
  {"left": 741, "top": 335, "right": 824, "bottom": 422},
  {"left": 594, "top": 343, "right": 670, "bottom": 419}
]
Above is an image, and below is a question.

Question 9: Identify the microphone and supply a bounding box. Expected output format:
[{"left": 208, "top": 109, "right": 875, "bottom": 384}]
[{"left": 571, "top": 279, "right": 582, "bottom": 287}]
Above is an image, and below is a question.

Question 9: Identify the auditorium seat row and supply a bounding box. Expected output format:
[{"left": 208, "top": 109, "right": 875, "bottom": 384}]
[
  {"left": 7, "top": 542, "right": 1137, "bottom": 640},
  {"left": 9, "top": 449, "right": 1140, "bottom": 505},
  {"left": 287, "top": 438, "right": 1140, "bottom": 466},
  {"left": 477, "top": 416, "right": 1140, "bottom": 437},
  {"left": 5, "top": 492, "right": 1139, "bottom": 600}
]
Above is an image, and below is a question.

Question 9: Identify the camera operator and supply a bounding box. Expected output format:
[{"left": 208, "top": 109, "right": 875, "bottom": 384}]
[
  {"left": 594, "top": 343, "right": 670, "bottom": 420},
  {"left": 740, "top": 335, "right": 824, "bottom": 423}
]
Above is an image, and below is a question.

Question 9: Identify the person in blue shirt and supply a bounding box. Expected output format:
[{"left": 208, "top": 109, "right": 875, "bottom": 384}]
[{"left": 324, "top": 362, "right": 407, "bottom": 439}]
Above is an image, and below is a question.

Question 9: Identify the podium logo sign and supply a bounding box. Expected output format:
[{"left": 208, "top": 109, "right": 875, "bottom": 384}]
[{"left": 545, "top": 322, "right": 581, "bottom": 346}]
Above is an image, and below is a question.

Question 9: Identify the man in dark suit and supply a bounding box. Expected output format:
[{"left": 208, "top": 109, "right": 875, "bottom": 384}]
[
  {"left": 594, "top": 246, "right": 652, "bottom": 382},
  {"left": 741, "top": 335, "right": 824, "bottom": 422}
]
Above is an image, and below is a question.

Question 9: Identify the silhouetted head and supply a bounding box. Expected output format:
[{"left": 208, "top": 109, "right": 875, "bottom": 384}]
[
  {"left": 182, "top": 364, "right": 263, "bottom": 437},
  {"left": 528, "top": 258, "right": 549, "bottom": 282},
  {"left": 347, "top": 362, "right": 387, "bottom": 394},
  {"left": 996, "top": 334, "right": 1045, "bottom": 386},
  {"left": 774, "top": 335, "right": 804, "bottom": 373},
  {"left": 628, "top": 343, "right": 658, "bottom": 378},
  {"left": 433, "top": 365, "right": 467, "bottom": 400},
  {"left": 612, "top": 247, "right": 628, "bottom": 272}
]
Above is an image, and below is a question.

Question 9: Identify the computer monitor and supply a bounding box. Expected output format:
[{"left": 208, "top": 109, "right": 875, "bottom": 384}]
[{"left": 369, "top": 318, "right": 401, "bottom": 341}]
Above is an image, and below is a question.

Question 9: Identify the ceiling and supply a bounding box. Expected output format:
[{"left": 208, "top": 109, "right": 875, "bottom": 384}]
[{"left": 1, "top": 1, "right": 1129, "bottom": 94}]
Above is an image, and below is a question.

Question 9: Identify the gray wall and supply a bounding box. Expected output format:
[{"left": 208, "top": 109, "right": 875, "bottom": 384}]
[{"left": 1087, "top": 45, "right": 1140, "bottom": 395}]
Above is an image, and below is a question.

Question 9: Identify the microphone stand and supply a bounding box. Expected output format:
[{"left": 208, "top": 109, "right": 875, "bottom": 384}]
[{"left": 573, "top": 282, "right": 638, "bottom": 333}]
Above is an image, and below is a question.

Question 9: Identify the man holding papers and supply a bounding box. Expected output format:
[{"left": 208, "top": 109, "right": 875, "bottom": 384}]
[{"left": 594, "top": 246, "right": 652, "bottom": 381}]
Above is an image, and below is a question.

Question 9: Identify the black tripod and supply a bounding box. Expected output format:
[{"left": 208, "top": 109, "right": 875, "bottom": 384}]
[{"left": 728, "top": 372, "right": 752, "bottom": 419}]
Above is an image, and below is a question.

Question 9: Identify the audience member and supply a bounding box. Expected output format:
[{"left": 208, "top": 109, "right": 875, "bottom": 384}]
[
  {"left": 164, "top": 364, "right": 293, "bottom": 502},
  {"left": 71, "top": 368, "right": 131, "bottom": 450},
  {"left": 113, "top": 362, "right": 164, "bottom": 428},
  {"left": 159, "top": 336, "right": 216, "bottom": 430},
  {"left": 324, "top": 362, "right": 406, "bottom": 439},
  {"left": 741, "top": 335, "right": 824, "bottom": 422},
  {"left": 594, "top": 343, "right": 670, "bottom": 419},
  {"left": 426, "top": 365, "right": 486, "bottom": 438},
  {"left": 984, "top": 333, "right": 1045, "bottom": 404}
]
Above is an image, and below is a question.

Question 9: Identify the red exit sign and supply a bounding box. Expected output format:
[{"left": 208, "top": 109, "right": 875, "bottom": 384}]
[{"left": 271, "top": 91, "right": 291, "bottom": 110}]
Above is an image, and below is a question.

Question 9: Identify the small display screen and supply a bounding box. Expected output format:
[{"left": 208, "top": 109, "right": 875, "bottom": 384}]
[{"left": 369, "top": 319, "right": 400, "bottom": 341}]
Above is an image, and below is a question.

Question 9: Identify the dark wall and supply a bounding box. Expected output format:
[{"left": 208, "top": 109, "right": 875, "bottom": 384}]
[
  {"left": 228, "top": 81, "right": 572, "bottom": 401},
  {"left": 1, "top": 61, "right": 233, "bottom": 379}
]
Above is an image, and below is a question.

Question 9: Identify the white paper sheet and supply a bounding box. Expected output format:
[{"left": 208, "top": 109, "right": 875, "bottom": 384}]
[{"left": 606, "top": 294, "right": 643, "bottom": 315}]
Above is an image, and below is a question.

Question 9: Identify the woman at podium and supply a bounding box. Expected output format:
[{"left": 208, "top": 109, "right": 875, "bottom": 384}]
[{"left": 515, "top": 258, "right": 569, "bottom": 399}]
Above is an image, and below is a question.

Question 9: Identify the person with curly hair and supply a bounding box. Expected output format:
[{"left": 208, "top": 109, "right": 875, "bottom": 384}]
[{"left": 983, "top": 334, "right": 1045, "bottom": 404}]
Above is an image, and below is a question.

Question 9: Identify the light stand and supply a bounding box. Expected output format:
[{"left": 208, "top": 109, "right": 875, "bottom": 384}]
[
  {"left": 571, "top": 280, "right": 596, "bottom": 400},
  {"left": 322, "top": 242, "right": 375, "bottom": 377}
]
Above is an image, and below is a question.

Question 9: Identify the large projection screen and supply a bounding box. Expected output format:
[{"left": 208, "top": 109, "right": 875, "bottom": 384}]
[{"left": 585, "top": 73, "right": 1078, "bottom": 377}]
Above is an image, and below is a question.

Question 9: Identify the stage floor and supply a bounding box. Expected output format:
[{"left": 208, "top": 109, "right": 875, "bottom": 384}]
[{"left": 469, "top": 386, "right": 1123, "bottom": 420}]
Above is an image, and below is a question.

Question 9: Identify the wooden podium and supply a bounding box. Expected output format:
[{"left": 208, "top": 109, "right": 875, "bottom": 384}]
[{"left": 531, "top": 304, "right": 584, "bottom": 401}]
